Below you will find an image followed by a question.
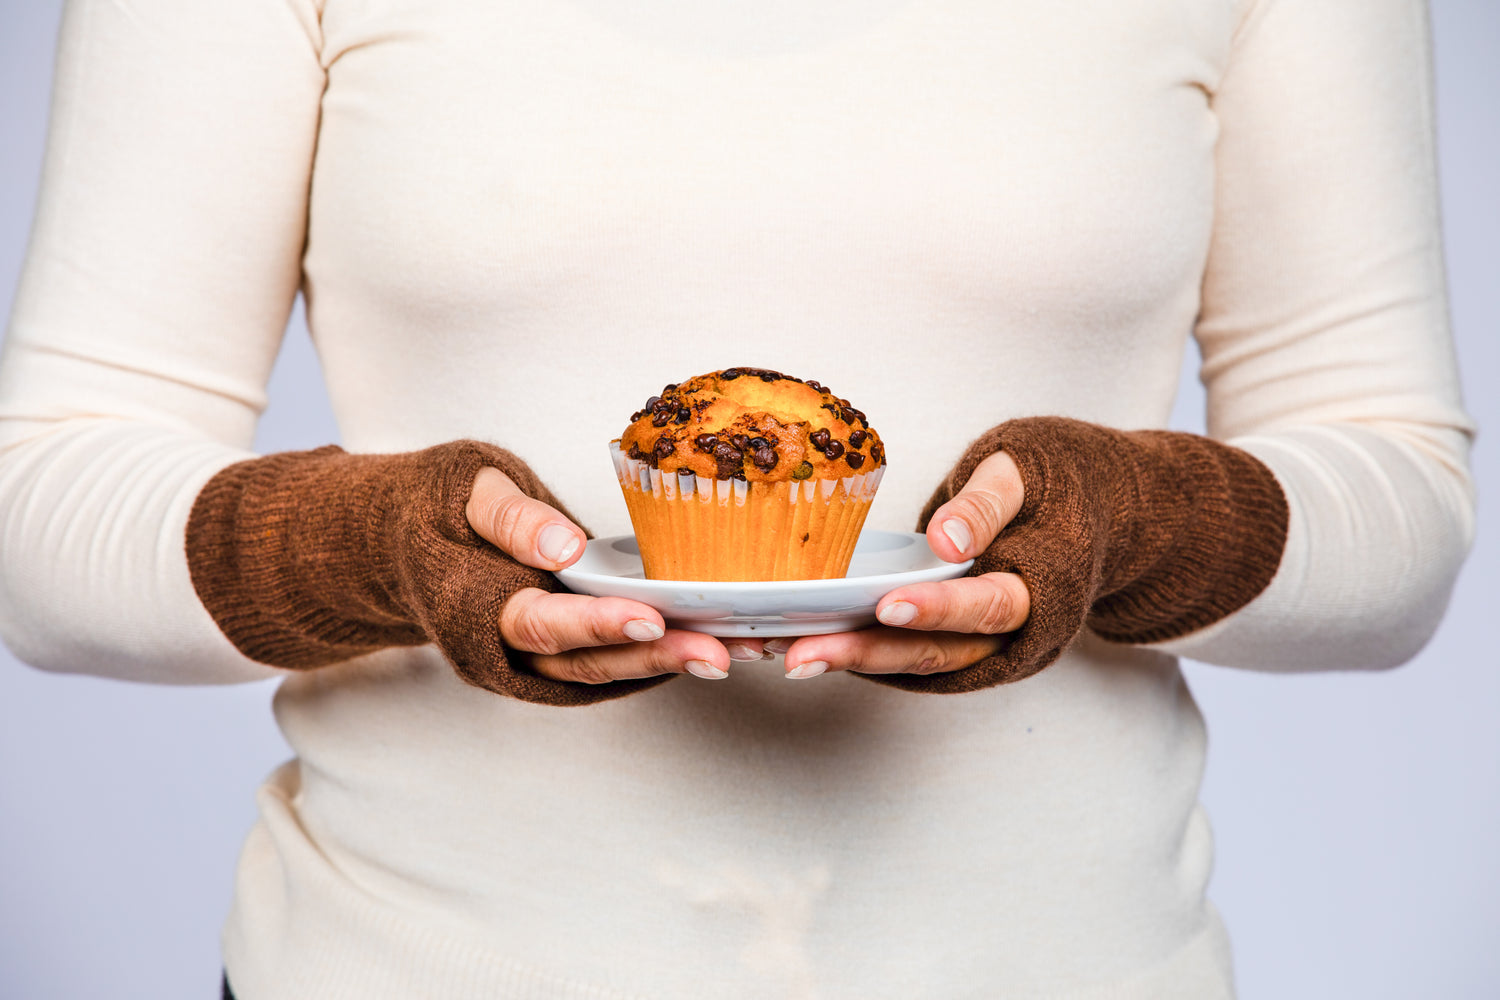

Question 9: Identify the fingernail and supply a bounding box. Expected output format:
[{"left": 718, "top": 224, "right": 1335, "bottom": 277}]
[
  {"left": 685, "top": 660, "right": 728, "bottom": 680},
  {"left": 623, "top": 619, "right": 664, "bottom": 641},
  {"left": 726, "top": 642, "right": 761, "bottom": 661},
  {"left": 877, "top": 601, "right": 918, "bottom": 626},
  {"left": 764, "top": 638, "right": 794, "bottom": 655},
  {"left": 941, "top": 517, "right": 971, "bottom": 555},
  {"left": 786, "top": 660, "right": 828, "bottom": 680},
  {"left": 539, "top": 523, "right": 580, "bottom": 563}
]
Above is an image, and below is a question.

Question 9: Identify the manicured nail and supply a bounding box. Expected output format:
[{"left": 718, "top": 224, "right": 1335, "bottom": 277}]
[
  {"left": 764, "top": 638, "right": 794, "bottom": 655},
  {"left": 877, "top": 601, "right": 918, "bottom": 626},
  {"left": 786, "top": 660, "right": 828, "bottom": 680},
  {"left": 726, "top": 642, "right": 762, "bottom": 661},
  {"left": 941, "top": 517, "right": 971, "bottom": 555},
  {"left": 623, "top": 619, "right": 664, "bottom": 641},
  {"left": 685, "top": 660, "right": 728, "bottom": 680},
  {"left": 539, "top": 523, "right": 580, "bottom": 563}
]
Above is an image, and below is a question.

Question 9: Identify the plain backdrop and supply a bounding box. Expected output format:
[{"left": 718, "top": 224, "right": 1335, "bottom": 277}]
[{"left": 1, "top": 2, "right": 1496, "bottom": 998}]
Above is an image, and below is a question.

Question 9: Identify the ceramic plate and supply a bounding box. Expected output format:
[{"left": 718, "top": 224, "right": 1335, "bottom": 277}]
[{"left": 554, "top": 530, "right": 973, "bottom": 637}]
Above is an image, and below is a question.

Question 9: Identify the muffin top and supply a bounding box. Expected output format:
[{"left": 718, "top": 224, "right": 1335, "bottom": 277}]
[{"left": 617, "top": 367, "right": 885, "bottom": 483}]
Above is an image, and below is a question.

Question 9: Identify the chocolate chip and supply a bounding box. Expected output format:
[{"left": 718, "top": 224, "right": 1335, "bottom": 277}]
[
  {"left": 747, "top": 436, "right": 769, "bottom": 451},
  {"left": 840, "top": 407, "right": 857, "bottom": 425},
  {"left": 759, "top": 372, "right": 779, "bottom": 382},
  {"left": 871, "top": 444, "right": 885, "bottom": 464},
  {"left": 821, "top": 402, "right": 840, "bottom": 416},
  {"left": 694, "top": 433, "right": 718, "bottom": 452},
  {"left": 751, "top": 446, "right": 777, "bottom": 471},
  {"left": 806, "top": 381, "right": 823, "bottom": 392},
  {"left": 654, "top": 436, "right": 675, "bottom": 458},
  {"left": 674, "top": 407, "right": 691, "bottom": 423},
  {"left": 713, "top": 441, "right": 744, "bottom": 478},
  {"left": 652, "top": 410, "right": 672, "bottom": 427},
  {"left": 791, "top": 461, "right": 814, "bottom": 480},
  {"left": 663, "top": 384, "right": 677, "bottom": 393},
  {"left": 848, "top": 430, "right": 868, "bottom": 448},
  {"left": 730, "top": 434, "right": 749, "bottom": 450},
  {"left": 628, "top": 443, "right": 648, "bottom": 462},
  {"left": 645, "top": 395, "right": 661, "bottom": 409},
  {"left": 845, "top": 453, "right": 865, "bottom": 469},
  {"left": 823, "top": 441, "right": 844, "bottom": 460},
  {"left": 809, "top": 429, "right": 831, "bottom": 450},
  {"left": 721, "top": 368, "right": 741, "bottom": 379}
]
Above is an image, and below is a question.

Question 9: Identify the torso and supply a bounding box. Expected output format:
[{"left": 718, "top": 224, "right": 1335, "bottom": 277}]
[{"left": 240, "top": 2, "right": 1241, "bottom": 994}]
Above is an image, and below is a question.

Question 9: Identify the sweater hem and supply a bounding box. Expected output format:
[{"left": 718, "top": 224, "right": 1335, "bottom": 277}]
[{"left": 222, "top": 761, "right": 1234, "bottom": 1000}]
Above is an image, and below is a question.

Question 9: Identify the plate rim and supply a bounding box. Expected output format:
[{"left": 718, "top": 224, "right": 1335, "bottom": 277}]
[{"left": 554, "top": 529, "right": 973, "bottom": 594}]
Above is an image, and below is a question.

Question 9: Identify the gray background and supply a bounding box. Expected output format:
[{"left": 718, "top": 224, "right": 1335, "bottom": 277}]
[{"left": 1, "top": 2, "right": 1495, "bottom": 997}]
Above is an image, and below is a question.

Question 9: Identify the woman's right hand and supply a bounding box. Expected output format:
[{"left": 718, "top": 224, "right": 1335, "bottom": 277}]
[{"left": 466, "top": 467, "right": 762, "bottom": 683}]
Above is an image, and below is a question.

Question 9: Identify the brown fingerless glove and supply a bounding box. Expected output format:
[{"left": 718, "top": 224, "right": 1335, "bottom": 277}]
[
  {"left": 186, "top": 440, "right": 668, "bottom": 706},
  {"left": 867, "top": 417, "right": 1289, "bottom": 694}
]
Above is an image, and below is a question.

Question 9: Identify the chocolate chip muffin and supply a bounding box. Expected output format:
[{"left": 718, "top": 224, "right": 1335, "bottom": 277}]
[{"left": 611, "top": 367, "right": 886, "bottom": 581}]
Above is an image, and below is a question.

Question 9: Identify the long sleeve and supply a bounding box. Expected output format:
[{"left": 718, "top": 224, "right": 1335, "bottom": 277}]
[
  {"left": 2, "top": 2, "right": 1479, "bottom": 995},
  {"left": 0, "top": 0, "right": 326, "bottom": 682},
  {"left": 1151, "top": 0, "right": 1475, "bottom": 671}
]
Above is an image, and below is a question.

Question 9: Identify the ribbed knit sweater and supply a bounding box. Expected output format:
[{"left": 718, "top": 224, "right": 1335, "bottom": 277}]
[{"left": 0, "top": 1, "right": 1474, "bottom": 997}]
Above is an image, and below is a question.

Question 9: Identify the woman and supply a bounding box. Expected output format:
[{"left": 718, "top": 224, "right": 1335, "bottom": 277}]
[{"left": 0, "top": 1, "right": 1473, "bottom": 997}]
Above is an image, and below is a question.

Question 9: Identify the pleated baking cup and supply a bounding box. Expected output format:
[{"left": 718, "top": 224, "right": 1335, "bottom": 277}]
[{"left": 609, "top": 442, "right": 884, "bottom": 582}]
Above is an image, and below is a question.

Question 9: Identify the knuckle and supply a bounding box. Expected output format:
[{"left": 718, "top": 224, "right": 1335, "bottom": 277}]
[
  {"left": 910, "top": 644, "right": 949, "bottom": 674},
  {"left": 562, "top": 652, "right": 617, "bottom": 685},
  {"left": 957, "top": 490, "right": 1007, "bottom": 539},
  {"left": 583, "top": 607, "right": 621, "bottom": 646},
  {"left": 974, "top": 583, "right": 1015, "bottom": 633},
  {"left": 509, "top": 603, "right": 567, "bottom": 655},
  {"left": 488, "top": 495, "right": 534, "bottom": 552},
  {"left": 524, "top": 626, "right": 566, "bottom": 656}
]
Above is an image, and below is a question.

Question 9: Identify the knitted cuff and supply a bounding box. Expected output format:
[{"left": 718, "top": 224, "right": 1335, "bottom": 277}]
[
  {"left": 186, "top": 440, "right": 667, "bottom": 707},
  {"left": 864, "top": 417, "right": 1288, "bottom": 694}
]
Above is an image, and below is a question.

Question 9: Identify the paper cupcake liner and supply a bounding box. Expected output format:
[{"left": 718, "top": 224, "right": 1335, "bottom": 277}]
[{"left": 610, "top": 441, "right": 884, "bottom": 581}]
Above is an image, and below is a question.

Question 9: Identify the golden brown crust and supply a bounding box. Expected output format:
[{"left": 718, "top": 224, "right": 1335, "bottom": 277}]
[{"left": 617, "top": 367, "right": 885, "bottom": 483}]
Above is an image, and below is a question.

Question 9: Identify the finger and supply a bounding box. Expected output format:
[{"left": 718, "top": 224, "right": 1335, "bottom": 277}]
[
  {"left": 466, "top": 466, "right": 586, "bottom": 570},
  {"left": 781, "top": 628, "right": 1003, "bottom": 679},
  {"left": 874, "top": 572, "right": 1031, "bottom": 634},
  {"left": 501, "top": 590, "right": 670, "bottom": 654},
  {"left": 530, "top": 629, "right": 739, "bottom": 685},
  {"left": 926, "top": 450, "right": 1025, "bottom": 560},
  {"left": 724, "top": 638, "right": 774, "bottom": 661},
  {"left": 501, "top": 590, "right": 767, "bottom": 660}
]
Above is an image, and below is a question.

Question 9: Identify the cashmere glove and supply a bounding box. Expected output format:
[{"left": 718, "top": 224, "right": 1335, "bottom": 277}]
[
  {"left": 865, "top": 417, "right": 1288, "bottom": 694},
  {"left": 186, "top": 440, "right": 669, "bottom": 706}
]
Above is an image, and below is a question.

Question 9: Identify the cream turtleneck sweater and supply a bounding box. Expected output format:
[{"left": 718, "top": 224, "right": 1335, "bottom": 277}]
[{"left": 0, "top": 1, "right": 1473, "bottom": 997}]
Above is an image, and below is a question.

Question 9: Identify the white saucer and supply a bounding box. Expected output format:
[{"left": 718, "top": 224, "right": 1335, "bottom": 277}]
[{"left": 554, "top": 530, "right": 973, "bottom": 637}]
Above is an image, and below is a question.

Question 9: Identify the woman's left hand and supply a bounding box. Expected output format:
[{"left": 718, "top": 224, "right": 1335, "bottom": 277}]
[{"left": 776, "top": 451, "right": 1033, "bottom": 679}]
